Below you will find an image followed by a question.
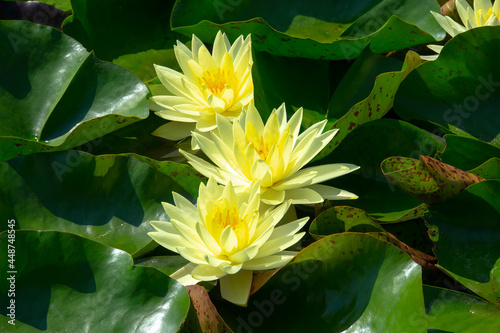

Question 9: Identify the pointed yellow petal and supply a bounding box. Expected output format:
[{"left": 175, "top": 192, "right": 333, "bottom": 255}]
[
  {"left": 151, "top": 122, "right": 195, "bottom": 141},
  {"left": 191, "top": 264, "right": 226, "bottom": 281}
]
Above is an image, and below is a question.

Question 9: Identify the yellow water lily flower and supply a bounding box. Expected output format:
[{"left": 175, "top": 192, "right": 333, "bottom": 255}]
[
  {"left": 423, "top": 0, "right": 500, "bottom": 60},
  {"left": 148, "top": 31, "right": 253, "bottom": 143},
  {"left": 148, "top": 178, "right": 307, "bottom": 306},
  {"left": 180, "top": 103, "right": 359, "bottom": 206}
]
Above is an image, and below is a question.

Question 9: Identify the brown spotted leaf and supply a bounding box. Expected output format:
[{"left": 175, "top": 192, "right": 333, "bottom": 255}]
[
  {"left": 316, "top": 51, "right": 423, "bottom": 159},
  {"left": 185, "top": 285, "right": 233, "bottom": 333},
  {"left": 381, "top": 155, "right": 484, "bottom": 204},
  {"left": 309, "top": 206, "right": 384, "bottom": 240}
]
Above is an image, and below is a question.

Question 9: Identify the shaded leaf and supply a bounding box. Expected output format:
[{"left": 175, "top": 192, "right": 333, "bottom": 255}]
[
  {"left": 313, "top": 119, "right": 442, "bottom": 222},
  {"left": 252, "top": 50, "right": 330, "bottom": 122},
  {"left": 0, "top": 1, "right": 69, "bottom": 28},
  {"left": 171, "top": 0, "right": 443, "bottom": 60},
  {"left": 0, "top": 151, "right": 198, "bottom": 255},
  {"left": 440, "top": 134, "right": 500, "bottom": 171},
  {"left": 316, "top": 50, "right": 423, "bottom": 159},
  {"left": 425, "top": 180, "right": 500, "bottom": 303},
  {"left": 424, "top": 285, "right": 500, "bottom": 331},
  {"left": 135, "top": 256, "right": 190, "bottom": 277},
  {"left": 394, "top": 26, "right": 500, "bottom": 144},
  {"left": 63, "top": 0, "right": 185, "bottom": 61},
  {"left": 215, "top": 233, "right": 425, "bottom": 332},
  {"left": 0, "top": 20, "right": 149, "bottom": 163},
  {"left": 468, "top": 158, "right": 500, "bottom": 180},
  {"left": 382, "top": 155, "right": 484, "bottom": 204},
  {"left": 0, "top": 231, "right": 190, "bottom": 332}
]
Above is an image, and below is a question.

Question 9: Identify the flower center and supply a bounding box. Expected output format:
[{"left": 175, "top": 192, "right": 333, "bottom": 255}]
[
  {"left": 202, "top": 68, "right": 238, "bottom": 97},
  {"left": 212, "top": 198, "right": 241, "bottom": 230}
]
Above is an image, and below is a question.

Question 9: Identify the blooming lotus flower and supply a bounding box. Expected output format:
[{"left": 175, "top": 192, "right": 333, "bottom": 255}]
[
  {"left": 180, "top": 103, "right": 359, "bottom": 206},
  {"left": 423, "top": 0, "right": 500, "bottom": 60},
  {"left": 148, "top": 178, "right": 308, "bottom": 306},
  {"left": 148, "top": 31, "right": 253, "bottom": 144}
]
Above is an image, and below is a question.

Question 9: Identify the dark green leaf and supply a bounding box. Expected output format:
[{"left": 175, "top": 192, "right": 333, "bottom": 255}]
[
  {"left": 171, "top": 0, "right": 443, "bottom": 60},
  {"left": 0, "top": 231, "right": 190, "bottom": 332},
  {"left": 0, "top": 151, "right": 199, "bottom": 254},
  {"left": 424, "top": 285, "right": 500, "bottom": 331},
  {"left": 0, "top": 20, "right": 149, "bottom": 163},
  {"left": 216, "top": 233, "right": 425, "bottom": 332},
  {"left": 440, "top": 134, "right": 500, "bottom": 171},
  {"left": 316, "top": 50, "right": 423, "bottom": 159},
  {"left": 426, "top": 180, "right": 500, "bottom": 303},
  {"left": 394, "top": 26, "right": 500, "bottom": 144},
  {"left": 315, "top": 119, "right": 442, "bottom": 222},
  {"left": 63, "top": 0, "right": 185, "bottom": 61}
]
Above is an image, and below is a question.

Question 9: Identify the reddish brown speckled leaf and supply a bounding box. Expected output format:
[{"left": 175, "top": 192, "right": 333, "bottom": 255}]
[
  {"left": 186, "top": 285, "right": 233, "bottom": 333},
  {"left": 381, "top": 155, "right": 485, "bottom": 204},
  {"left": 316, "top": 51, "right": 423, "bottom": 160},
  {"left": 309, "top": 206, "right": 384, "bottom": 240}
]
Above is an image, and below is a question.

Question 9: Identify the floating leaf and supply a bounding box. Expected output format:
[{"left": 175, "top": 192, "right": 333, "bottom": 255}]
[
  {"left": 440, "top": 134, "right": 500, "bottom": 171},
  {"left": 0, "top": 151, "right": 198, "bottom": 255},
  {"left": 394, "top": 26, "right": 500, "bottom": 144},
  {"left": 382, "top": 155, "right": 485, "bottom": 204},
  {"left": 468, "top": 158, "right": 500, "bottom": 180},
  {"left": 426, "top": 180, "right": 500, "bottom": 303},
  {"left": 309, "top": 206, "right": 384, "bottom": 239},
  {"left": 314, "top": 119, "right": 442, "bottom": 222},
  {"left": 184, "top": 285, "right": 233, "bottom": 333},
  {"left": 424, "top": 285, "right": 500, "bottom": 331},
  {"left": 171, "top": 0, "right": 443, "bottom": 60},
  {"left": 317, "top": 50, "right": 423, "bottom": 159},
  {"left": 215, "top": 233, "right": 425, "bottom": 332},
  {"left": 0, "top": 231, "right": 190, "bottom": 332},
  {"left": 0, "top": 20, "right": 149, "bottom": 163},
  {"left": 63, "top": 0, "right": 185, "bottom": 61}
]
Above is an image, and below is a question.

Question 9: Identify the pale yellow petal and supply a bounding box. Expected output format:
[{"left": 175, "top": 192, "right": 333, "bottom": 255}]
[
  {"left": 307, "top": 184, "right": 359, "bottom": 200},
  {"left": 284, "top": 188, "right": 324, "bottom": 204},
  {"left": 250, "top": 159, "right": 274, "bottom": 187},
  {"left": 151, "top": 122, "right": 195, "bottom": 141},
  {"left": 171, "top": 263, "right": 199, "bottom": 286},
  {"left": 220, "top": 225, "right": 238, "bottom": 253},
  {"left": 191, "top": 264, "right": 227, "bottom": 281},
  {"left": 242, "top": 252, "right": 296, "bottom": 270},
  {"left": 147, "top": 230, "right": 184, "bottom": 254},
  {"left": 220, "top": 269, "right": 253, "bottom": 306},
  {"left": 260, "top": 188, "right": 286, "bottom": 206}
]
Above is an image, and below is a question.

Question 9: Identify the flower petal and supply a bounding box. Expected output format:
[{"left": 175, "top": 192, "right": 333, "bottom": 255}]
[
  {"left": 170, "top": 263, "right": 200, "bottom": 286},
  {"left": 242, "top": 251, "right": 297, "bottom": 270},
  {"left": 191, "top": 264, "right": 227, "bottom": 281},
  {"left": 260, "top": 188, "right": 286, "bottom": 206},
  {"left": 151, "top": 122, "right": 196, "bottom": 141},
  {"left": 284, "top": 188, "right": 324, "bottom": 204},
  {"left": 306, "top": 184, "right": 359, "bottom": 200},
  {"left": 220, "top": 225, "right": 238, "bottom": 253},
  {"left": 220, "top": 269, "right": 253, "bottom": 306}
]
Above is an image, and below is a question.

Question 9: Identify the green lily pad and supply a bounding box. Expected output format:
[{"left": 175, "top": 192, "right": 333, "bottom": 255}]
[
  {"left": 316, "top": 50, "right": 423, "bottom": 160},
  {"left": 0, "top": 231, "right": 190, "bottom": 332},
  {"left": 328, "top": 48, "right": 403, "bottom": 121},
  {"left": 62, "top": 0, "right": 185, "bottom": 61},
  {"left": 381, "top": 155, "right": 484, "bottom": 204},
  {"left": 0, "top": 151, "right": 199, "bottom": 255},
  {"left": 252, "top": 49, "right": 330, "bottom": 122},
  {"left": 215, "top": 233, "right": 425, "bottom": 332},
  {"left": 440, "top": 134, "right": 500, "bottom": 171},
  {"left": 425, "top": 180, "right": 500, "bottom": 304},
  {"left": 171, "top": 0, "right": 443, "bottom": 60},
  {"left": 309, "top": 206, "right": 384, "bottom": 239},
  {"left": 424, "top": 285, "right": 500, "bottom": 331},
  {"left": 468, "top": 158, "right": 500, "bottom": 179},
  {"left": 314, "top": 118, "right": 442, "bottom": 222},
  {"left": 0, "top": 20, "right": 149, "bottom": 163},
  {"left": 394, "top": 26, "right": 500, "bottom": 144}
]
